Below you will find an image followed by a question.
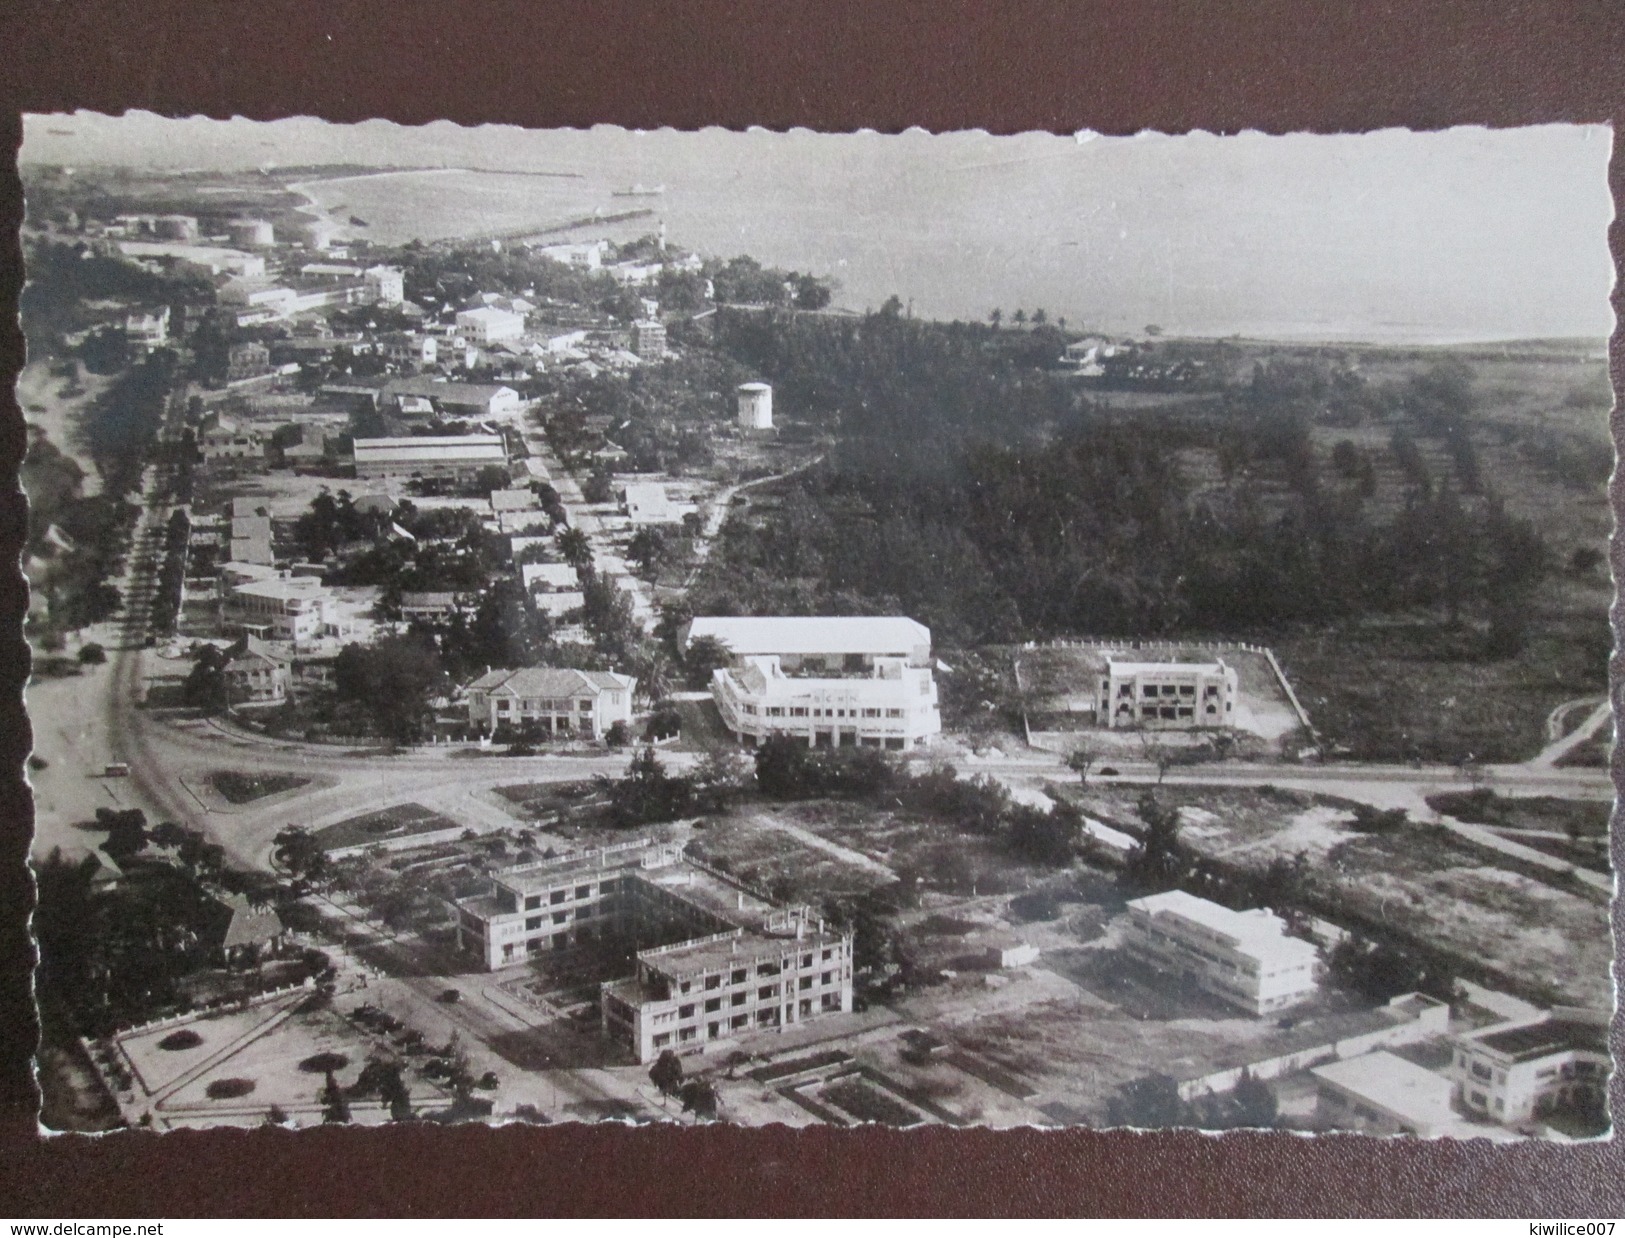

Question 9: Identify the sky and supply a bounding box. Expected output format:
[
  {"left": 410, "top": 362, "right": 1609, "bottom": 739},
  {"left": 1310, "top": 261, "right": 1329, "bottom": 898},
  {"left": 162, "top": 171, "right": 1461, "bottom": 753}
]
[{"left": 20, "top": 112, "right": 1617, "bottom": 341}]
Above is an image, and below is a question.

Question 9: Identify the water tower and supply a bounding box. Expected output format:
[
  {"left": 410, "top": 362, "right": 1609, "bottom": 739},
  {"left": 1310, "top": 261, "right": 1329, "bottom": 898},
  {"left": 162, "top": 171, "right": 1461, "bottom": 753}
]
[{"left": 737, "top": 382, "right": 773, "bottom": 430}]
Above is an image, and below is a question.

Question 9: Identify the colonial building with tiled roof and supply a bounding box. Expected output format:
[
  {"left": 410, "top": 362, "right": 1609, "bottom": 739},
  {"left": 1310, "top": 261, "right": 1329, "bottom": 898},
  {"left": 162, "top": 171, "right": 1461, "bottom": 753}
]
[{"left": 465, "top": 666, "right": 636, "bottom": 740}]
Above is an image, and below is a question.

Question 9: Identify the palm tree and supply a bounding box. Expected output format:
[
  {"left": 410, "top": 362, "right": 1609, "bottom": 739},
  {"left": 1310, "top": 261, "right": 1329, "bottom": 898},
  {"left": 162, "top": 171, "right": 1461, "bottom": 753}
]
[
  {"left": 988, "top": 308, "right": 1002, "bottom": 330},
  {"left": 556, "top": 526, "right": 593, "bottom": 570}
]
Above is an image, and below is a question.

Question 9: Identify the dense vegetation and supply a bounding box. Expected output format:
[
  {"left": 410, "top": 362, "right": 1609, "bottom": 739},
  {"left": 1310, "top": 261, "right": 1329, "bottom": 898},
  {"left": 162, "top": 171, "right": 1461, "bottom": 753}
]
[{"left": 691, "top": 309, "right": 1555, "bottom": 654}]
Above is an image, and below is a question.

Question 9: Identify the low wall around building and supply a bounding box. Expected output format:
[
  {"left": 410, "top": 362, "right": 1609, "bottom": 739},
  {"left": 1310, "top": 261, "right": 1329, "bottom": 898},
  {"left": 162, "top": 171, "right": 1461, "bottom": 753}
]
[{"left": 1176, "top": 994, "right": 1450, "bottom": 1101}]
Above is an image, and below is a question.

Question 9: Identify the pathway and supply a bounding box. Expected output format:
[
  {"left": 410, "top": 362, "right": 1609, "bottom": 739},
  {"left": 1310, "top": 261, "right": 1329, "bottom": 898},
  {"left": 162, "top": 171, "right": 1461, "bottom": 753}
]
[{"left": 1529, "top": 698, "right": 1612, "bottom": 769}]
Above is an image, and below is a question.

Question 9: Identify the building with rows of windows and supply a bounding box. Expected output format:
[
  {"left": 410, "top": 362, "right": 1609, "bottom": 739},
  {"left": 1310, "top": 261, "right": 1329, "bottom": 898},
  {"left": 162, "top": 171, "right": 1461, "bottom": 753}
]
[
  {"left": 1122, "top": 890, "right": 1319, "bottom": 1016},
  {"left": 1448, "top": 1008, "right": 1610, "bottom": 1126},
  {"left": 1096, "top": 655, "right": 1238, "bottom": 729},
  {"left": 451, "top": 839, "right": 854, "bottom": 1063},
  {"left": 684, "top": 615, "right": 941, "bottom": 750}
]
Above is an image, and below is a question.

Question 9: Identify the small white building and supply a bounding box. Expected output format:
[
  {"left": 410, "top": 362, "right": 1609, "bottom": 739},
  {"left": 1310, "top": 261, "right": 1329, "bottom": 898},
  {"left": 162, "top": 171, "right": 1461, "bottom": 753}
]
[
  {"left": 621, "top": 482, "right": 679, "bottom": 524},
  {"left": 456, "top": 306, "right": 526, "bottom": 345},
  {"left": 738, "top": 381, "right": 773, "bottom": 430},
  {"left": 200, "top": 415, "right": 267, "bottom": 463},
  {"left": 123, "top": 306, "right": 170, "bottom": 348},
  {"left": 465, "top": 666, "right": 636, "bottom": 740},
  {"left": 1449, "top": 1009, "right": 1611, "bottom": 1126},
  {"left": 1311, "top": 1051, "right": 1464, "bottom": 1138},
  {"left": 1122, "top": 889, "right": 1319, "bottom": 1016},
  {"left": 1097, "top": 655, "right": 1238, "bottom": 730}
]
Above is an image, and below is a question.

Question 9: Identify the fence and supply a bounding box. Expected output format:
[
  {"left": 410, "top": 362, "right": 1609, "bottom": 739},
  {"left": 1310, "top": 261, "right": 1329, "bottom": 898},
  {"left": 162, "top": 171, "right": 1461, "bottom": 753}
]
[
  {"left": 1175, "top": 993, "right": 1450, "bottom": 1101},
  {"left": 1015, "top": 637, "right": 1316, "bottom": 743}
]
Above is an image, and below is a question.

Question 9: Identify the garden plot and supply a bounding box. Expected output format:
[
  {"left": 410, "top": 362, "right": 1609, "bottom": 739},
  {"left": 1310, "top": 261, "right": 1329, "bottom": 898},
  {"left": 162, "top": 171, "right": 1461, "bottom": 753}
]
[
  {"left": 115, "top": 990, "right": 434, "bottom": 1129},
  {"left": 688, "top": 810, "right": 895, "bottom": 901},
  {"left": 314, "top": 803, "right": 462, "bottom": 853}
]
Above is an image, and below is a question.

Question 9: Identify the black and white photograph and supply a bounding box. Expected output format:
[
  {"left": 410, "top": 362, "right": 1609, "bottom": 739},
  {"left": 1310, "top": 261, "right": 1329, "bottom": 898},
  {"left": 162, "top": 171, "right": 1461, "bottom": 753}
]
[{"left": 17, "top": 113, "right": 1615, "bottom": 1140}]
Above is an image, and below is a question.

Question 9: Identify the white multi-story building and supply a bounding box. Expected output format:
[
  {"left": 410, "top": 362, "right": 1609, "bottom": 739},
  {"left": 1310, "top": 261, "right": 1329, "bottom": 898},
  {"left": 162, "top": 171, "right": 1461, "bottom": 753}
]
[
  {"left": 630, "top": 320, "right": 668, "bottom": 360},
  {"left": 123, "top": 306, "right": 169, "bottom": 348},
  {"left": 1097, "top": 655, "right": 1238, "bottom": 729},
  {"left": 1449, "top": 1009, "right": 1611, "bottom": 1126},
  {"left": 363, "top": 264, "right": 405, "bottom": 305},
  {"left": 455, "top": 306, "right": 526, "bottom": 344},
  {"left": 534, "top": 240, "right": 607, "bottom": 270},
  {"left": 223, "top": 577, "right": 334, "bottom": 644},
  {"left": 465, "top": 666, "right": 636, "bottom": 740},
  {"left": 1122, "top": 890, "right": 1319, "bottom": 1015},
  {"left": 712, "top": 655, "right": 939, "bottom": 751},
  {"left": 451, "top": 839, "right": 854, "bottom": 1063},
  {"left": 686, "top": 615, "right": 940, "bottom": 750}
]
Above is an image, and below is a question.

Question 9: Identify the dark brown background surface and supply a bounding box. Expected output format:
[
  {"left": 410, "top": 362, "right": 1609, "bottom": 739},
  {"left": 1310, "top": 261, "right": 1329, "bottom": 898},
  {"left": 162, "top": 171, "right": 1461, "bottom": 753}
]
[{"left": 0, "top": 0, "right": 1621, "bottom": 1217}]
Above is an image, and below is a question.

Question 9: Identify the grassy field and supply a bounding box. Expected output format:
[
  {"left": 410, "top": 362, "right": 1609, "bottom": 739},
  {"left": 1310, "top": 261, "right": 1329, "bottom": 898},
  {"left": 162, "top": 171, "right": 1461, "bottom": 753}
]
[
  {"left": 1060, "top": 781, "right": 1611, "bottom": 1007},
  {"left": 1271, "top": 587, "right": 1610, "bottom": 763},
  {"left": 313, "top": 803, "right": 462, "bottom": 852}
]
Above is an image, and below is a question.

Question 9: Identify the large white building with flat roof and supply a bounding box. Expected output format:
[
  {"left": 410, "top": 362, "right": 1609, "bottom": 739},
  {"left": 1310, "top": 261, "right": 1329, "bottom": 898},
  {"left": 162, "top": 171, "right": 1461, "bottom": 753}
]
[
  {"left": 1311, "top": 1051, "right": 1467, "bottom": 1138},
  {"left": 683, "top": 615, "right": 933, "bottom": 670},
  {"left": 712, "top": 655, "right": 939, "bottom": 751},
  {"left": 687, "top": 615, "right": 940, "bottom": 750},
  {"left": 455, "top": 305, "right": 525, "bottom": 344},
  {"left": 1123, "top": 890, "right": 1318, "bottom": 1015}
]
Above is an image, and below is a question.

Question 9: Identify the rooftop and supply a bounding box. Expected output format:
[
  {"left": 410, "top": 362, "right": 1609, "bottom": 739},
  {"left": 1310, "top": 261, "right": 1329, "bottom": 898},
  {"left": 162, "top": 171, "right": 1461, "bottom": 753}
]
[
  {"left": 490, "top": 839, "right": 680, "bottom": 896},
  {"left": 352, "top": 435, "right": 507, "bottom": 464},
  {"left": 469, "top": 666, "right": 634, "bottom": 697},
  {"left": 1106, "top": 657, "right": 1231, "bottom": 676},
  {"left": 380, "top": 377, "right": 517, "bottom": 404},
  {"left": 684, "top": 615, "right": 932, "bottom": 657},
  {"left": 1471, "top": 1016, "right": 1610, "bottom": 1062},
  {"left": 1311, "top": 1051, "right": 1460, "bottom": 1130},
  {"left": 1127, "top": 890, "right": 1319, "bottom": 965}
]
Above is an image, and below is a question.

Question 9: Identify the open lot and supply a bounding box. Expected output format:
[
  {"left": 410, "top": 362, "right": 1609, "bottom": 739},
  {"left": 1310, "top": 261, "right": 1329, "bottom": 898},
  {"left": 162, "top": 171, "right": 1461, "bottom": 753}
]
[{"left": 1061, "top": 783, "right": 1612, "bottom": 1009}]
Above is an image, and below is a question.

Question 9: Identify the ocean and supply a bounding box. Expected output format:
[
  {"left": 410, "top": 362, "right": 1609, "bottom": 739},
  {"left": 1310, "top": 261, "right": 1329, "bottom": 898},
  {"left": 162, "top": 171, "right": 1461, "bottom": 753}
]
[{"left": 287, "top": 128, "right": 1614, "bottom": 345}]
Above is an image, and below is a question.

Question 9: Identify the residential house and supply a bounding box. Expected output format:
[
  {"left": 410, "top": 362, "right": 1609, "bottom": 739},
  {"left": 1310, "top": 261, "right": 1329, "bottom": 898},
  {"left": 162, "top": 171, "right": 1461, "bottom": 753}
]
[
  {"left": 620, "top": 482, "right": 678, "bottom": 524},
  {"left": 222, "top": 636, "right": 290, "bottom": 705},
  {"left": 465, "top": 666, "right": 636, "bottom": 740}
]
